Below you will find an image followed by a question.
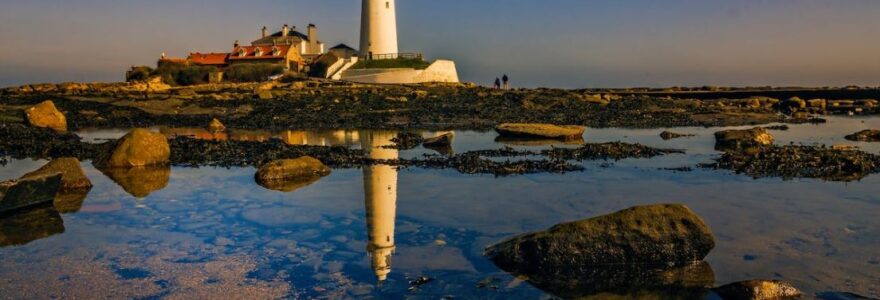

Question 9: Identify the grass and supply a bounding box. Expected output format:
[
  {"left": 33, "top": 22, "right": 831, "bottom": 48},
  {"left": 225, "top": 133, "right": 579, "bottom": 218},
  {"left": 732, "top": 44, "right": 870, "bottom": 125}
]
[{"left": 350, "top": 58, "right": 431, "bottom": 70}]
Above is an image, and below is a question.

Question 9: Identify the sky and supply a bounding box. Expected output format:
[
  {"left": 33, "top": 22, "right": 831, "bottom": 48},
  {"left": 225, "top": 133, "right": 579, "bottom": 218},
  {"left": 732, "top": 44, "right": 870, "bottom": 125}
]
[{"left": 1, "top": 0, "right": 879, "bottom": 88}]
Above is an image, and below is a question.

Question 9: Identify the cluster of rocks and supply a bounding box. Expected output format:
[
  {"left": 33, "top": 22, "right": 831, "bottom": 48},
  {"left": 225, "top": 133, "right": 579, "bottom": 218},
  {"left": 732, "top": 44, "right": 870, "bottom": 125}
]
[{"left": 484, "top": 204, "right": 803, "bottom": 299}]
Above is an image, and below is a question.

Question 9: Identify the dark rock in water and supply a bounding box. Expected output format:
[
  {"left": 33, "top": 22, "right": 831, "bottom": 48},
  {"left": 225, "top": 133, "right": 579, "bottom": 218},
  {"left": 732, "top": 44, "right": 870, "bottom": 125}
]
[
  {"left": 98, "top": 165, "right": 171, "bottom": 198},
  {"left": 0, "top": 204, "right": 65, "bottom": 247},
  {"left": 93, "top": 128, "right": 170, "bottom": 168},
  {"left": 384, "top": 132, "right": 424, "bottom": 150},
  {"left": 495, "top": 123, "right": 585, "bottom": 140},
  {"left": 255, "top": 157, "right": 331, "bottom": 192},
  {"left": 660, "top": 131, "right": 695, "bottom": 140},
  {"left": 423, "top": 133, "right": 454, "bottom": 148},
  {"left": 816, "top": 291, "right": 879, "bottom": 300},
  {"left": 715, "top": 127, "right": 774, "bottom": 151},
  {"left": 485, "top": 204, "right": 715, "bottom": 275},
  {"left": 544, "top": 142, "right": 684, "bottom": 161},
  {"left": 845, "top": 129, "right": 880, "bottom": 142},
  {"left": 525, "top": 261, "right": 715, "bottom": 299},
  {"left": 763, "top": 125, "right": 790, "bottom": 131},
  {"left": 703, "top": 145, "right": 880, "bottom": 182},
  {"left": 712, "top": 280, "right": 801, "bottom": 300},
  {"left": 21, "top": 157, "right": 92, "bottom": 192},
  {"left": 0, "top": 173, "right": 63, "bottom": 213}
]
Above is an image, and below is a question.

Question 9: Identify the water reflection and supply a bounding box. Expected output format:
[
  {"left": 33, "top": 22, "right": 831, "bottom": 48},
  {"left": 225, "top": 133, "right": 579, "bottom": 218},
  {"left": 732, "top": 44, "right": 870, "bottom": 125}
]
[
  {"left": 494, "top": 136, "right": 586, "bottom": 147},
  {"left": 159, "top": 127, "right": 362, "bottom": 147},
  {"left": 97, "top": 165, "right": 171, "bottom": 198},
  {"left": 0, "top": 204, "right": 64, "bottom": 247},
  {"left": 54, "top": 190, "right": 90, "bottom": 213},
  {"left": 360, "top": 131, "right": 399, "bottom": 282}
]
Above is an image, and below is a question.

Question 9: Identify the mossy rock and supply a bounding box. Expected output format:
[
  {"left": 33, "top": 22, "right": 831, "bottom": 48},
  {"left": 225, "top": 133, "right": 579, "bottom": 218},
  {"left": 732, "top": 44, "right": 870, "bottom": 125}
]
[
  {"left": 495, "top": 123, "right": 585, "bottom": 140},
  {"left": 714, "top": 127, "right": 774, "bottom": 151},
  {"left": 255, "top": 157, "right": 331, "bottom": 192},
  {"left": 94, "top": 128, "right": 170, "bottom": 168},
  {"left": 22, "top": 158, "right": 92, "bottom": 192}
]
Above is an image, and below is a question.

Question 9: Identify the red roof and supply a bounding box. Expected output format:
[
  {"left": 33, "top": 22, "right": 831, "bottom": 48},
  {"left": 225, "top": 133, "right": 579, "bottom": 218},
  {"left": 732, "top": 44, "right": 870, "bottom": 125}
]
[
  {"left": 230, "top": 45, "right": 293, "bottom": 60},
  {"left": 188, "top": 52, "right": 230, "bottom": 65}
]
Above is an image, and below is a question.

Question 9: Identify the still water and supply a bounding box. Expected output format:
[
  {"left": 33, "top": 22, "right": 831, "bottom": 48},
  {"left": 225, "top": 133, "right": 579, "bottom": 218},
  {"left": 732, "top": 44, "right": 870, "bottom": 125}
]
[{"left": 1, "top": 117, "right": 879, "bottom": 299}]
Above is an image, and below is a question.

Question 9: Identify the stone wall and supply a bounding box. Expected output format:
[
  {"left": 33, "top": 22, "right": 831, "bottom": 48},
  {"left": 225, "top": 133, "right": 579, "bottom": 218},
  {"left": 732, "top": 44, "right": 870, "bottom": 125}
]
[{"left": 339, "top": 59, "right": 459, "bottom": 84}]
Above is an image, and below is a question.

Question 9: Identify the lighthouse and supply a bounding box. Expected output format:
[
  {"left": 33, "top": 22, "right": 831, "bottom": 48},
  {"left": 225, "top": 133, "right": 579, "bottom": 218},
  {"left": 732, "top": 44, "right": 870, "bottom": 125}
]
[{"left": 360, "top": 0, "right": 399, "bottom": 59}]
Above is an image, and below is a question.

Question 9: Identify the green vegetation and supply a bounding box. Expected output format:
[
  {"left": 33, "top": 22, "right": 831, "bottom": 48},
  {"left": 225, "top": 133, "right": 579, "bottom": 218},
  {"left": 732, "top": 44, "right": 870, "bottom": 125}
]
[
  {"left": 125, "top": 66, "right": 154, "bottom": 82},
  {"left": 350, "top": 58, "right": 431, "bottom": 70},
  {"left": 224, "top": 63, "right": 285, "bottom": 83},
  {"left": 126, "top": 63, "right": 216, "bottom": 86}
]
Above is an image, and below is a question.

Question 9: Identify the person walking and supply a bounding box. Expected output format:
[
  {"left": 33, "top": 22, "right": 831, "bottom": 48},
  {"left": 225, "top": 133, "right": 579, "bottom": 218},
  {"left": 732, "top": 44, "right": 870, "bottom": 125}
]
[
  {"left": 494, "top": 77, "right": 501, "bottom": 89},
  {"left": 502, "top": 74, "right": 510, "bottom": 89}
]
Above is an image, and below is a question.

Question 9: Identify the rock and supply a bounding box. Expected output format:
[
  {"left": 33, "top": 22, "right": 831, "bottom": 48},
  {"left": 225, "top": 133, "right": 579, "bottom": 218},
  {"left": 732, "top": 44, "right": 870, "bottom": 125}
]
[
  {"left": 99, "top": 166, "right": 171, "bottom": 198},
  {"left": 715, "top": 127, "right": 774, "bottom": 151},
  {"left": 423, "top": 133, "right": 454, "bottom": 148},
  {"left": 660, "top": 131, "right": 695, "bottom": 140},
  {"left": 808, "top": 99, "right": 827, "bottom": 110},
  {"left": 24, "top": 100, "right": 68, "bottom": 132},
  {"left": 0, "top": 204, "right": 65, "bottom": 247},
  {"left": 208, "top": 118, "right": 226, "bottom": 132},
  {"left": 175, "top": 88, "right": 197, "bottom": 98},
  {"left": 495, "top": 123, "right": 585, "bottom": 140},
  {"left": 485, "top": 204, "right": 715, "bottom": 277},
  {"left": 256, "top": 90, "right": 274, "bottom": 100},
  {"left": 845, "top": 129, "right": 880, "bottom": 142},
  {"left": 712, "top": 280, "right": 801, "bottom": 300},
  {"left": 255, "top": 157, "right": 331, "bottom": 192},
  {"left": 21, "top": 158, "right": 92, "bottom": 192},
  {"left": 782, "top": 97, "right": 807, "bottom": 112},
  {"left": 0, "top": 173, "right": 63, "bottom": 213},
  {"left": 94, "top": 128, "right": 170, "bottom": 168},
  {"left": 146, "top": 77, "right": 171, "bottom": 92}
]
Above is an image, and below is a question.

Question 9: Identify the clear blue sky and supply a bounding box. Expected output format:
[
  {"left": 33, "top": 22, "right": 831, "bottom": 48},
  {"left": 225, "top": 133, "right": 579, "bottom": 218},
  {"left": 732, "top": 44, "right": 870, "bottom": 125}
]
[{"left": 1, "top": 0, "right": 878, "bottom": 88}]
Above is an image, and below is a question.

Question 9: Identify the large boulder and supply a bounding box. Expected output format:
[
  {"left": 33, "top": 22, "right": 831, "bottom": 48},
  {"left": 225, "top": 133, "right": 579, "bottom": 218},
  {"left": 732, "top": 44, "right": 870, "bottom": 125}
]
[
  {"left": 94, "top": 128, "right": 170, "bottom": 168},
  {"left": 24, "top": 100, "right": 67, "bottom": 132},
  {"left": 712, "top": 280, "right": 801, "bottom": 300},
  {"left": 495, "top": 123, "right": 585, "bottom": 140},
  {"left": 0, "top": 173, "right": 63, "bottom": 213},
  {"left": 845, "top": 129, "right": 880, "bottom": 142},
  {"left": 21, "top": 158, "right": 92, "bottom": 192},
  {"left": 485, "top": 204, "right": 715, "bottom": 275},
  {"left": 715, "top": 127, "right": 774, "bottom": 151},
  {"left": 423, "top": 132, "right": 454, "bottom": 148},
  {"left": 208, "top": 118, "right": 226, "bottom": 132},
  {"left": 255, "top": 157, "right": 331, "bottom": 192}
]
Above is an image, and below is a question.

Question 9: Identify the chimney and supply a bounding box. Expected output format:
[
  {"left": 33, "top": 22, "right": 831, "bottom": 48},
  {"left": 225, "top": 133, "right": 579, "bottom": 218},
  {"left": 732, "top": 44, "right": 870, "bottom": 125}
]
[
  {"left": 282, "top": 24, "right": 289, "bottom": 37},
  {"left": 234, "top": 40, "right": 239, "bottom": 48},
  {"left": 262, "top": 26, "right": 267, "bottom": 38},
  {"left": 308, "top": 24, "right": 317, "bottom": 43}
]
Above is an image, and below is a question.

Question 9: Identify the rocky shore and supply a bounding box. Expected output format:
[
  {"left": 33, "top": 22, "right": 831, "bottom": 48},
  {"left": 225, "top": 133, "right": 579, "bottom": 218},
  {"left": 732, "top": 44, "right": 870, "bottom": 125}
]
[{"left": 4, "top": 80, "right": 874, "bottom": 131}]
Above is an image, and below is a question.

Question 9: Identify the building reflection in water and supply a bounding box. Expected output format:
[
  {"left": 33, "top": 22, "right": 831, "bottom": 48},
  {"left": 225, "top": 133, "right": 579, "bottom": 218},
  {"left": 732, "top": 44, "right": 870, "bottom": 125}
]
[{"left": 360, "top": 131, "right": 399, "bottom": 282}]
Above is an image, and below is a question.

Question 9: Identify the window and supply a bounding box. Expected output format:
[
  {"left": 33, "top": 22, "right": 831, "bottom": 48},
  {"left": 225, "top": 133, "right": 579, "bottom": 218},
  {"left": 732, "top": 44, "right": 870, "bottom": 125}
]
[
  {"left": 237, "top": 49, "right": 246, "bottom": 57},
  {"left": 386, "top": 2, "right": 390, "bottom": 9},
  {"left": 254, "top": 48, "right": 263, "bottom": 57}
]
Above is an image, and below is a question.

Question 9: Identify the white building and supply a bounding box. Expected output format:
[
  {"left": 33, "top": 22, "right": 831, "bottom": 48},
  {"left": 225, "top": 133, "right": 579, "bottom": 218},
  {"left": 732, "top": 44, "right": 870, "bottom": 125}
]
[{"left": 360, "top": 0, "right": 399, "bottom": 59}]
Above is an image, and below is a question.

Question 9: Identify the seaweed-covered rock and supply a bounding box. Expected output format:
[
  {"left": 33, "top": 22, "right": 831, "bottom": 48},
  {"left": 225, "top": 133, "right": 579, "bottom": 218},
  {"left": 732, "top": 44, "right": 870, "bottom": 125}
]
[
  {"left": 0, "top": 173, "right": 63, "bottom": 213},
  {"left": 495, "top": 123, "right": 585, "bottom": 140},
  {"left": 845, "top": 129, "right": 880, "bottom": 142},
  {"left": 485, "top": 204, "right": 715, "bottom": 277},
  {"left": 94, "top": 128, "right": 170, "bottom": 168},
  {"left": 21, "top": 158, "right": 92, "bottom": 192},
  {"left": 715, "top": 127, "right": 774, "bottom": 151},
  {"left": 712, "top": 280, "right": 801, "bottom": 300},
  {"left": 544, "top": 142, "right": 683, "bottom": 161},
  {"left": 24, "top": 100, "right": 67, "bottom": 132},
  {"left": 255, "top": 157, "right": 331, "bottom": 191},
  {"left": 704, "top": 145, "right": 880, "bottom": 182}
]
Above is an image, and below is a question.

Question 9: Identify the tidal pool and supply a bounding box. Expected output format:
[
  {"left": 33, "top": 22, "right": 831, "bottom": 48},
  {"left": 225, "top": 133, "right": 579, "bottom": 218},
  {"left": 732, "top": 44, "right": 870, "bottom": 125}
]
[{"left": 1, "top": 116, "right": 879, "bottom": 299}]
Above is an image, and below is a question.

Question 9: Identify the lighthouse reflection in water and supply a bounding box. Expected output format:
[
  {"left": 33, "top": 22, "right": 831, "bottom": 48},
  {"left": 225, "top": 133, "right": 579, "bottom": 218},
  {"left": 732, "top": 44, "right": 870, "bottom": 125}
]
[{"left": 360, "top": 131, "right": 399, "bottom": 282}]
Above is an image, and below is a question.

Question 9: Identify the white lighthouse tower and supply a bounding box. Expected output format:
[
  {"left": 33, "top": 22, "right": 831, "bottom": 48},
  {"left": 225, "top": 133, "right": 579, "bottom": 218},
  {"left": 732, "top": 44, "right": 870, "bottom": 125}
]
[{"left": 360, "top": 0, "right": 399, "bottom": 59}]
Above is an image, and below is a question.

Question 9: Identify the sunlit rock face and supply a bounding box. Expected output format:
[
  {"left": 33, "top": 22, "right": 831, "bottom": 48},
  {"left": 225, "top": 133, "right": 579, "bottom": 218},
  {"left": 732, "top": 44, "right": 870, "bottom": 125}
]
[
  {"left": 712, "top": 280, "right": 802, "bottom": 300},
  {"left": 22, "top": 158, "right": 92, "bottom": 192},
  {"left": 360, "top": 131, "right": 399, "bottom": 282},
  {"left": 94, "top": 128, "right": 170, "bottom": 168},
  {"left": 0, "top": 204, "right": 64, "bottom": 247},
  {"left": 98, "top": 166, "right": 171, "bottom": 198},
  {"left": 495, "top": 123, "right": 585, "bottom": 141},
  {"left": 25, "top": 100, "right": 67, "bottom": 133}
]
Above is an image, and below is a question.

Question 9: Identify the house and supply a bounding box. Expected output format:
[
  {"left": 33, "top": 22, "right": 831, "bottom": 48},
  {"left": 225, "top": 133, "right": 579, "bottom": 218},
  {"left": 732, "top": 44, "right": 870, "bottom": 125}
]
[
  {"left": 251, "top": 24, "right": 325, "bottom": 62},
  {"left": 229, "top": 44, "right": 304, "bottom": 70},
  {"left": 188, "top": 52, "right": 230, "bottom": 67}
]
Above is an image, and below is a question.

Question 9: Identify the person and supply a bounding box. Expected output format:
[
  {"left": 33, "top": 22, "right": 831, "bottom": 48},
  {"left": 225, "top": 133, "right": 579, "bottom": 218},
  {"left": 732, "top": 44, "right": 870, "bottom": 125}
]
[
  {"left": 502, "top": 74, "right": 510, "bottom": 89},
  {"left": 494, "top": 77, "right": 501, "bottom": 89}
]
